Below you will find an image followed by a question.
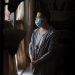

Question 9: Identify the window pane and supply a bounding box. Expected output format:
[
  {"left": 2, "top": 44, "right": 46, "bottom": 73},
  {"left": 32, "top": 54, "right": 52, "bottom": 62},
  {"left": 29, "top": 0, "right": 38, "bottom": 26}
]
[
  {"left": 5, "top": 0, "right": 9, "bottom": 3},
  {"left": 16, "top": 1, "right": 24, "bottom": 20},
  {"left": 4, "top": 5, "right": 10, "bottom": 20}
]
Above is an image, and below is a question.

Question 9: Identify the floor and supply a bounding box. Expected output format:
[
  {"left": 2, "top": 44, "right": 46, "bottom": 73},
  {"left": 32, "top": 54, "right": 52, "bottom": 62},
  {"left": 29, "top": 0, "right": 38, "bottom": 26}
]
[{"left": 17, "top": 63, "right": 33, "bottom": 75}]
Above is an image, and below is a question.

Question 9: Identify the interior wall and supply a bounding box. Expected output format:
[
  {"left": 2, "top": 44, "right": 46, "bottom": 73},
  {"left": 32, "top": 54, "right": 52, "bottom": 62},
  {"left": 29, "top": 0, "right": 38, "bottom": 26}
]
[
  {"left": 23, "top": 0, "right": 35, "bottom": 63},
  {"left": 35, "top": 0, "right": 75, "bottom": 29}
]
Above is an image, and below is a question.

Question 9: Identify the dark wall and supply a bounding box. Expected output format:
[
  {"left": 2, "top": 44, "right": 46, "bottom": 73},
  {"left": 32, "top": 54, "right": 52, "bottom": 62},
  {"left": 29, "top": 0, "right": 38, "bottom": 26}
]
[{"left": 35, "top": 0, "right": 75, "bottom": 29}]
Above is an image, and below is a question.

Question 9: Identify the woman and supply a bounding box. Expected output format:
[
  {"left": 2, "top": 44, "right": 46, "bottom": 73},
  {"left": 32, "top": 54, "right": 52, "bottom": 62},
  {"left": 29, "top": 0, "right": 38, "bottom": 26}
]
[{"left": 29, "top": 11, "right": 65, "bottom": 75}]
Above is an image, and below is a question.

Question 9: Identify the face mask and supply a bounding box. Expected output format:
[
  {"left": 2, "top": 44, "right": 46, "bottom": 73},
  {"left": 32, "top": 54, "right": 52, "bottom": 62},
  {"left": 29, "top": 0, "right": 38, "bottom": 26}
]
[{"left": 35, "top": 18, "right": 46, "bottom": 27}]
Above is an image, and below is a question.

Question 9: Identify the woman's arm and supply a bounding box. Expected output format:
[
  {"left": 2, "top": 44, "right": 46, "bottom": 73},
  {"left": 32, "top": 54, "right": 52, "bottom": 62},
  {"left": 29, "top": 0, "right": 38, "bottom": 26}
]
[{"left": 32, "top": 51, "right": 50, "bottom": 65}]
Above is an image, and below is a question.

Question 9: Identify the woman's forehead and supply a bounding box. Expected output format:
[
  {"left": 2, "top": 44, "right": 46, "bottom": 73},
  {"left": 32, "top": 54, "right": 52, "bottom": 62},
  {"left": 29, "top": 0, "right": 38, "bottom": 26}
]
[
  {"left": 36, "top": 12, "right": 45, "bottom": 18},
  {"left": 37, "top": 12, "right": 42, "bottom": 16}
]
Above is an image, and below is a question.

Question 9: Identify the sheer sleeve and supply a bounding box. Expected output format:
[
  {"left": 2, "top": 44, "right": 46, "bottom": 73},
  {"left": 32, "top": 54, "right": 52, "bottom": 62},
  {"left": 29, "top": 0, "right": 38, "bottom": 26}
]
[{"left": 29, "top": 33, "right": 34, "bottom": 62}]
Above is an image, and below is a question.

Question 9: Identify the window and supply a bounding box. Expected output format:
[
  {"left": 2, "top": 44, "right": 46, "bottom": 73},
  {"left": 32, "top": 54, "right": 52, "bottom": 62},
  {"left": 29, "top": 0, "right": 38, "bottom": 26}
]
[
  {"left": 5, "top": 0, "right": 9, "bottom": 3},
  {"left": 4, "top": 0, "right": 10, "bottom": 21}
]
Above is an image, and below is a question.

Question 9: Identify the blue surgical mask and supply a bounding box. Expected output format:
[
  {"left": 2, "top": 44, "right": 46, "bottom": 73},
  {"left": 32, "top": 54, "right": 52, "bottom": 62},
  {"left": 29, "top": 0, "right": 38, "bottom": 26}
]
[{"left": 35, "top": 18, "right": 46, "bottom": 27}]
